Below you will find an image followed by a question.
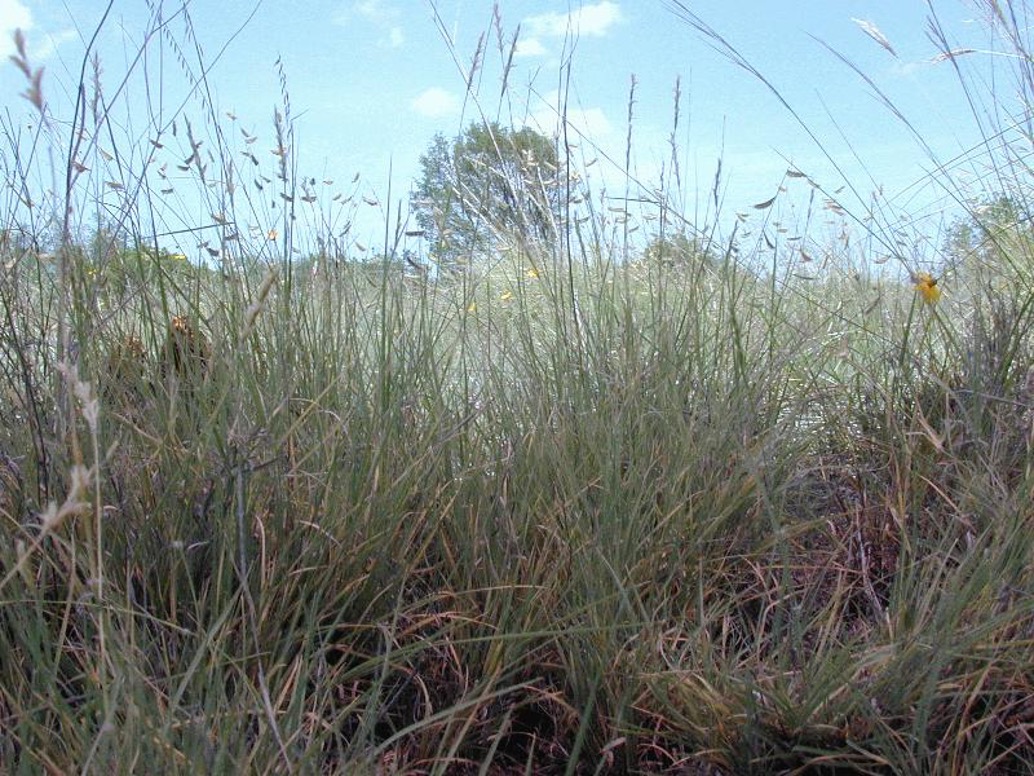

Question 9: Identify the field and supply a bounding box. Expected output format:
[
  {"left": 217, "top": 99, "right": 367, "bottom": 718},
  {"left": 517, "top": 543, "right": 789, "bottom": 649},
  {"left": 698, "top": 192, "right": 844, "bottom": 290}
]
[{"left": 2, "top": 3, "right": 1034, "bottom": 774}]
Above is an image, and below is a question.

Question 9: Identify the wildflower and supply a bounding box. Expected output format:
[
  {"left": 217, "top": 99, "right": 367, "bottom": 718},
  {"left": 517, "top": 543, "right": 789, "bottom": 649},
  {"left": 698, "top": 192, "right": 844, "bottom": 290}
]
[
  {"left": 525, "top": 267, "right": 539, "bottom": 279},
  {"left": 169, "top": 252, "right": 187, "bottom": 262},
  {"left": 913, "top": 271, "right": 941, "bottom": 304},
  {"left": 500, "top": 290, "right": 514, "bottom": 302},
  {"left": 467, "top": 302, "right": 477, "bottom": 313}
]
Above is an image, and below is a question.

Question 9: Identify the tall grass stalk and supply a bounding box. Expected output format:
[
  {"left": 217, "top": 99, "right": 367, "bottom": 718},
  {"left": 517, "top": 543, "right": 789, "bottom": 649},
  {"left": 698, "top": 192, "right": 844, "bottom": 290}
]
[{"left": 1, "top": 1, "right": 1034, "bottom": 773}]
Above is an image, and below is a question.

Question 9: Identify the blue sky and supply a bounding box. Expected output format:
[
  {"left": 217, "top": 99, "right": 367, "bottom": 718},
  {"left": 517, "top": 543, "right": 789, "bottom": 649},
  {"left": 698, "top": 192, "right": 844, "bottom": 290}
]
[{"left": 0, "top": 1, "right": 1006, "bottom": 262}]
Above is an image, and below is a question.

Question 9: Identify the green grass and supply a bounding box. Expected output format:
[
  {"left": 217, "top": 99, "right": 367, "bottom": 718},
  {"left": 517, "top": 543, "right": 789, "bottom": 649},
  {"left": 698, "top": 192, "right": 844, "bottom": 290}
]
[{"left": 3, "top": 3, "right": 1034, "bottom": 774}]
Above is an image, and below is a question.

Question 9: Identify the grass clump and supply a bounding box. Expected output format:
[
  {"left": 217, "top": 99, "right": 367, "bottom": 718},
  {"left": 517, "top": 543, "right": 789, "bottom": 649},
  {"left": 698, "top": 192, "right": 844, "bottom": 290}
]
[{"left": 2, "top": 2, "right": 1034, "bottom": 773}]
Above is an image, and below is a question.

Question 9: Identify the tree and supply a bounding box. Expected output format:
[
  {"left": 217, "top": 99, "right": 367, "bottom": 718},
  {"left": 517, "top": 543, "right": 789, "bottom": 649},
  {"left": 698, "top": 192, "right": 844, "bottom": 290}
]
[
  {"left": 410, "top": 122, "right": 564, "bottom": 268},
  {"left": 944, "top": 193, "right": 1028, "bottom": 274},
  {"left": 642, "top": 230, "right": 719, "bottom": 270}
]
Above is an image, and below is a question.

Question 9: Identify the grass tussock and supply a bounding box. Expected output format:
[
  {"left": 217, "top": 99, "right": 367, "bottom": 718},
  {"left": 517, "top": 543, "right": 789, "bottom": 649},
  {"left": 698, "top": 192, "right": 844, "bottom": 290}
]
[{"left": 2, "top": 1, "right": 1034, "bottom": 773}]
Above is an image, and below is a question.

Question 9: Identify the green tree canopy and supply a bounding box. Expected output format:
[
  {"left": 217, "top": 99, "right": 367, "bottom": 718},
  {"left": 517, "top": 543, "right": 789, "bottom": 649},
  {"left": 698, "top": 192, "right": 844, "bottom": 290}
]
[
  {"left": 642, "top": 230, "right": 719, "bottom": 270},
  {"left": 944, "top": 193, "right": 1029, "bottom": 273},
  {"left": 410, "top": 122, "right": 564, "bottom": 268}
]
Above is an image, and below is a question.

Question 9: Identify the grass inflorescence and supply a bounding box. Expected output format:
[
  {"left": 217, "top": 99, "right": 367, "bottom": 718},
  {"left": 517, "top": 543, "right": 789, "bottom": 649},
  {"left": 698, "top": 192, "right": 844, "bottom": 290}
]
[{"left": 1, "top": 2, "right": 1034, "bottom": 773}]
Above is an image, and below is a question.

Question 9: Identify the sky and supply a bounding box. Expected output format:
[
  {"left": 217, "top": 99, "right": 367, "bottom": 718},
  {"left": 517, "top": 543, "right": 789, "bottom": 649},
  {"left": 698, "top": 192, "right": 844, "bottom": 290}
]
[{"left": 0, "top": 0, "right": 1015, "bottom": 265}]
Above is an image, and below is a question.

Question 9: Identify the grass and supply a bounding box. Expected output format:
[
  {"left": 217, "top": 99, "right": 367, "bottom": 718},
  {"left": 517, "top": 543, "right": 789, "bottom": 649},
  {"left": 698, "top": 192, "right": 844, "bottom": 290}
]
[{"left": 2, "top": 2, "right": 1034, "bottom": 774}]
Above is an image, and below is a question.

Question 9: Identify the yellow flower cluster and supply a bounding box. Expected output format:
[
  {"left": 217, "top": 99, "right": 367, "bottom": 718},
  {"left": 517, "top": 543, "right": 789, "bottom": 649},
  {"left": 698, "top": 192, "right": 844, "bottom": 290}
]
[{"left": 913, "top": 272, "right": 941, "bottom": 304}]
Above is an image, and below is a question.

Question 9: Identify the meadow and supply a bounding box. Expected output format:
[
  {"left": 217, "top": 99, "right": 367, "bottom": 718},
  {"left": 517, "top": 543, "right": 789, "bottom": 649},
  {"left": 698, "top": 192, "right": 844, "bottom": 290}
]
[{"left": 2, "top": 3, "right": 1034, "bottom": 774}]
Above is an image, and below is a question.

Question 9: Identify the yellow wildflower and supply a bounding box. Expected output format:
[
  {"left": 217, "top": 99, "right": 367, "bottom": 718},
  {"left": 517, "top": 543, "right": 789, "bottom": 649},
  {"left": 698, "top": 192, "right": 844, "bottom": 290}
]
[
  {"left": 500, "top": 290, "right": 514, "bottom": 302},
  {"left": 913, "top": 271, "right": 941, "bottom": 304},
  {"left": 525, "top": 267, "right": 539, "bottom": 279},
  {"left": 467, "top": 302, "right": 477, "bottom": 313}
]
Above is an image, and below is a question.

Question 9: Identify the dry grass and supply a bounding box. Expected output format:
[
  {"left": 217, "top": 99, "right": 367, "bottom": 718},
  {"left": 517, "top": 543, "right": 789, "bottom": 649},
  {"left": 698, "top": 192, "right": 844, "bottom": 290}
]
[{"left": 1, "top": 1, "right": 1034, "bottom": 774}]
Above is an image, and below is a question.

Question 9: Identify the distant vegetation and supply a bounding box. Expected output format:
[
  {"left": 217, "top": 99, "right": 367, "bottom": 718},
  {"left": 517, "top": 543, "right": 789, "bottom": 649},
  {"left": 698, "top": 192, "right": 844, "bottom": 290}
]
[
  {"left": 412, "top": 121, "right": 565, "bottom": 269},
  {"left": 2, "top": 2, "right": 1034, "bottom": 773}
]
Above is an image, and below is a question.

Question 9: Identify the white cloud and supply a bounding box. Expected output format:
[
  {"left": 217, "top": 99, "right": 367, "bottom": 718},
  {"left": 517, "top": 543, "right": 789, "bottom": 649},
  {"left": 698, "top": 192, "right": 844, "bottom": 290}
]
[
  {"left": 411, "top": 87, "right": 460, "bottom": 119},
  {"left": 525, "top": 1, "right": 622, "bottom": 40},
  {"left": 335, "top": 0, "right": 406, "bottom": 48},
  {"left": 33, "top": 28, "right": 75, "bottom": 61},
  {"left": 0, "top": 0, "right": 33, "bottom": 59},
  {"left": 528, "top": 90, "right": 613, "bottom": 142},
  {"left": 353, "top": 0, "right": 394, "bottom": 24},
  {"left": 515, "top": 37, "right": 547, "bottom": 58},
  {"left": 570, "top": 1, "right": 624, "bottom": 36}
]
